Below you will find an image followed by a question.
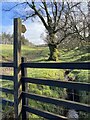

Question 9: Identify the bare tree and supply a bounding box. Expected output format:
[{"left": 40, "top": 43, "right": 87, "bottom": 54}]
[
  {"left": 68, "top": 2, "right": 90, "bottom": 42},
  {"left": 3, "top": 0, "right": 84, "bottom": 61},
  {"left": 57, "top": 1, "right": 90, "bottom": 50}
]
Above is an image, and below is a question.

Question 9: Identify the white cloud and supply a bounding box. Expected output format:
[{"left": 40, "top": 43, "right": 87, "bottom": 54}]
[
  {"left": 1, "top": 19, "right": 46, "bottom": 45},
  {"left": 24, "top": 20, "right": 46, "bottom": 45}
]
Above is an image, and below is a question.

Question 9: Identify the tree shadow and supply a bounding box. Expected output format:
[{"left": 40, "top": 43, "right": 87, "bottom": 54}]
[
  {"left": 74, "top": 55, "right": 89, "bottom": 62},
  {"left": 28, "top": 58, "right": 49, "bottom": 62}
]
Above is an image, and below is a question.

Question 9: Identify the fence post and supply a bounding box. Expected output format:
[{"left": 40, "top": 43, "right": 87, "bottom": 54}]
[
  {"left": 21, "top": 57, "right": 28, "bottom": 120},
  {"left": 13, "top": 18, "right": 22, "bottom": 119}
]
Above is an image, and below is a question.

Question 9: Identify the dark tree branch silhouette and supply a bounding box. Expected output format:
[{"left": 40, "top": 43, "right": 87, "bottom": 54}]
[{"left": 3, "top": 0, "right": 89, "bottom": 60}]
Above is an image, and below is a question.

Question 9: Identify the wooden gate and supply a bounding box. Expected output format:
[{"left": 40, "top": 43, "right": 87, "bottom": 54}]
[{"left": 0, "top": 18, "right": 90, "bottom": 120}]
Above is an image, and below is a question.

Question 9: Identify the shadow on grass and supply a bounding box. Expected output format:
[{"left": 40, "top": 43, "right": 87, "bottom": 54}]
[
  {"left": 27, "top": 58, "right": 49, "bottom": 63},
  {"left": 34, "top": 59, "right": 49, "bottom": 62},
  {"left": 74, "top": 55, "right": 90, "bottom": 62}
]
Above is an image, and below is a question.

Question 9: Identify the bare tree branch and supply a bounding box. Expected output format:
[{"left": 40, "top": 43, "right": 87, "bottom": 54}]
[{"left": 27, "top": 1, "right": 48, "bottom": 30}]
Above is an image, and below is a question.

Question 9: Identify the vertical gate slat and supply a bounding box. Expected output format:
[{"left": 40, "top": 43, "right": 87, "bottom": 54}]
[{"left": 21, "top": 57, "right": 28, "bottom": 120}]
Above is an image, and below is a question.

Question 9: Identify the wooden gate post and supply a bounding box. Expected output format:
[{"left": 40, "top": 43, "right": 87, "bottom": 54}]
[
  {"left": 21, "top": 57, "right": 28, "bottom": 120},
  {"left": 13, "top": 18, "right": 22, "bottom": 119}
]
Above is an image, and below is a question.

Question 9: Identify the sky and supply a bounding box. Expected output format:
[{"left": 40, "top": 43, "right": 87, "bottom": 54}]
[
  {"left": 0, "top": 1, "right": 88, "bottom": 44},
  {"left": 0, "top": 2, "right": 46, "bottom": 45}
]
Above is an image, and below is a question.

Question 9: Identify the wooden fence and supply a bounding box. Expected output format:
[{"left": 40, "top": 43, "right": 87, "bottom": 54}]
[{"left": 0, "top": 18, "right": 90, "bottom": 120}]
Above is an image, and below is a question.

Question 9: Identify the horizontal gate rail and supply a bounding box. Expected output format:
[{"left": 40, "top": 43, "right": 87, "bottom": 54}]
[
  {"left": 2, "top": 99, "right": 14, "bottom": 106},
  {"left": 0, "top": 87, "right": 14, "bottom": 94},
  {"left": 23, "top": 92, "right": 90, "bottom": 112},
  {"left": 0, "top": 75, "right": 14, "bottom": 81},
  {"left": 24, "top": 105, "right": 67, "bottom": 120},
  {"left": 22, "top": 62, "right": 90, "bottom": 69},
  {"left": 22, "top": 77, "right": 90, "bottom": 91},
  {"left": 0, "top": 63, "right": 14, "bottom": 67}
]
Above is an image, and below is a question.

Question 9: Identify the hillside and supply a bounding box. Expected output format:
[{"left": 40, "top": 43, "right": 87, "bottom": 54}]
[
  {"left": 0, "top": 44, "right": 90, "bottom": 62},
  {"left": 0, "top": 44, "right": 90, "bottom": 119}
]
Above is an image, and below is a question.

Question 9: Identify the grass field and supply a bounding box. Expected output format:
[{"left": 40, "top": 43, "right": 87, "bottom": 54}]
[
  {"left": 0, "top": 44, "right": 90, "bottom": 119},
  {"left": 0, "top": 44, "right": 90, "bottom": 62}
]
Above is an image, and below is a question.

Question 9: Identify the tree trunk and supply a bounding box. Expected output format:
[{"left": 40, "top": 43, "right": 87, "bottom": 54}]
[{"left": 48, "top": 44, "right": 59, "bottom": 61}]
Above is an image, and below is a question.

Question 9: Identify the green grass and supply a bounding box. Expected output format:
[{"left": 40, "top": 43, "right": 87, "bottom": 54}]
[
  {"left": 60, "top": 46, "right": 90, "bottom": 62},
  {"left": 0, "top": 44, "right": 90, "bottom": 62},
  {"left": 0, "top": 44, "right": 90, "bottom": 119},
  {"left": 0, "top": 44, "right": 49, "bottom": 62}
]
